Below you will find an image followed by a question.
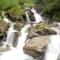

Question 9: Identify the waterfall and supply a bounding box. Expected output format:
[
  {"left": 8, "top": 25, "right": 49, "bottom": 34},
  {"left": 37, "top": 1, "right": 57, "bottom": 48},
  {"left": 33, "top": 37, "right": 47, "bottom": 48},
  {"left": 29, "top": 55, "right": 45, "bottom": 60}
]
[
  {"left": 16, "top": 24, "right": 31, "bottom": 50},
  {"left": 5, "top": 23, "right": 15, "bottom": 46},
  {"left": 25, "top": 8, "right": 43, "bottom": 24},
  {"left": 44, "top": 35, "right": 60, "bottom": 60},
  {"left": 25, "top": 11, "right": 31, "bottom": 23},
  {"left": 0, "top": 24, "right": 36, "bottom": 60},
  {"left": 30, "top": 8, "right": 43, "bottom": 23},
  {"left": 44, "top": 23, "right": 60, "bottom": 60},
  {"left": 0, "top": 8, "right": 43, "bottom": 60},
  {"left": 2, "top": 23, "right": 16, "bottom": 48}
]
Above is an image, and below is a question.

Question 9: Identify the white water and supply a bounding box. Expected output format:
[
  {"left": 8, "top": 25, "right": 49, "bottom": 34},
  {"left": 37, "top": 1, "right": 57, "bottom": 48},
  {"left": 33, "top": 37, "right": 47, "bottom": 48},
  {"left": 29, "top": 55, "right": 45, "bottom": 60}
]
[
  {"left": 25, "top": 7, "right": 43, "bottom": 24},
  {"left": 0, "top": 24, "right": 36, "bottom": 60},
  {"left": 2, "top": 12, "right": 11, "bottom": 23},
  {"left": 25, "top": 11, "right": 31, "bottom": 23},
  {"left": 44, "top": 23, "right": 60, "bottom": 60},
  {"left": 30, "top": 8, "right": 43, "bottom": 23},
  {"left": 45, "top": 35, "right": 60, "bottom": 60},
  {"left": 0, "top": 8, "right": 42, "bottom": 60},
  {"left": 16, "top": 24, "right": 31, "bottom": 49},
  {"left": 50, "top": 27, "right": 60, "bottom": 34},
  {"left": 4, "top": 23, "right": 15, "bottom": 45}
]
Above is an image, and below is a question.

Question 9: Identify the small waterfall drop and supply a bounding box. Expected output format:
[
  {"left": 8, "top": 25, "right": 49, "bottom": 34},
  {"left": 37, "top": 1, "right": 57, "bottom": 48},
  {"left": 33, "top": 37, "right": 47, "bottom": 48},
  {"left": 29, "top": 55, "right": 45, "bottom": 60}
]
[
  {"left": 44, "top": 35, "right": 60, "bottom": 60},
  {"left": 5, "top": 23, "right": 15, "bottom": 46},
  {"left": 0, "top": 8, "right": 43, "bottom": 60},
  {"left": 25, "top": 11, "right": 31, "bottom": 23},
  {"left": 0, "top": 24, "right": 36, "bottom": 60},
  {"left": 16, "top": 24, "right": 31, "bottom": 50},
  {"left": 44, "top": 23, "right": 60, "bottom": 60},
  {"left": 30, "top": 8, "right": 43, "bottom": 23},
  {"left": 25, "top": 7, "right": 43, "bottom": 24}
]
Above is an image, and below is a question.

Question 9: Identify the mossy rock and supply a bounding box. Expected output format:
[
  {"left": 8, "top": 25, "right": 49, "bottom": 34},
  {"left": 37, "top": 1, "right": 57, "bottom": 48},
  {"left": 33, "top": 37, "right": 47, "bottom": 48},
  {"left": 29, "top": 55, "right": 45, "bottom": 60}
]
[
  {"left": 29, "top": 22, "right": 56, "bottom": 38},
  {"left": 5, "top": 7, "right": 24, "bottom": 22},
  {"left": 14, "top": 21, "right": 23, "bottom": 31}
]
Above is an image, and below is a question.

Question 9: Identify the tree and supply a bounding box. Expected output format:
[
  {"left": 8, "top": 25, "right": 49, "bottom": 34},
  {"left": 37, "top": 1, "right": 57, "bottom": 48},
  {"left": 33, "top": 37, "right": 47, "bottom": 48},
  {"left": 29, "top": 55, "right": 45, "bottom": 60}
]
[{"left": 41, "top": 0, "right": 60, "bottom": 21}]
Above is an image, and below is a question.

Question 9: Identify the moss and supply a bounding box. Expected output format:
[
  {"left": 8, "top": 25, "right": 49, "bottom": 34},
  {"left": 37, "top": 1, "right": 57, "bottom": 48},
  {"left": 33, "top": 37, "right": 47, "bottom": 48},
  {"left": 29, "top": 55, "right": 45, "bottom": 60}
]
[
  {"left": 33, "top": 22, "right": 49, "bottom": 32},
  {"left": 29, "top": 22, "right": 56, "bottom": 37}
]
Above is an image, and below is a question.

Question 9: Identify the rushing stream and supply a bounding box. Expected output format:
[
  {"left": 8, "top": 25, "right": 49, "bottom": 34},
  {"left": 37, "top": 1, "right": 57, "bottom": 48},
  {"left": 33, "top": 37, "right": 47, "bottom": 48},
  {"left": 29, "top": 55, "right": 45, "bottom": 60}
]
[
  {"left": 1, "top": 24, "right": 35, "bottom": 60},
  {"left": 44, "top": 23, "right": 60, "bottom": 60},
  {"left": 1, "top": 7, "right": 60, "bottom": 60},
  {"left": 3, "top": 23, "right": 16, "bottom": 46},
  {"left": 0, "top": 8, "right": 43, "bottom": 60}
]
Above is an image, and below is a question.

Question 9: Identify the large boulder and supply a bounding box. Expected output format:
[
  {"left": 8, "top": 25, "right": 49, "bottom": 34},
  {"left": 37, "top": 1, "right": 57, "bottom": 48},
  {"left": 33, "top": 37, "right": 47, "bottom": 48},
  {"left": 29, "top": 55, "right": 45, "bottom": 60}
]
[
  {"left": 28, "top": 22, "right": 56, "bottom": 39},
  {"left": 23, "top": 36, "right": 49, "bottom": 60}
]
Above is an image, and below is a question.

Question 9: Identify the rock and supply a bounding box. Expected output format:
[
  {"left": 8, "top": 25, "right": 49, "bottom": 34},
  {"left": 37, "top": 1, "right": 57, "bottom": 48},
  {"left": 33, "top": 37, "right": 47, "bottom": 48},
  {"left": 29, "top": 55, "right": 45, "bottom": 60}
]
[
  {"left": 23, "top": 36, "right": 49, "bottom": 60},
  {"left": 5, "top": 10, "right": 24, "bottom": 23},
  {"left": 29, "top": 28, "right": 56, "bottom": 39},
  {"left": 0, "top": 46, "right": 11, "bottom": 52},
  {"left": 12, "top": 32, "right": 19, "bottom": 47},
  {"left": 57, "top": 54, "right": 60, "bottom": 60},
  {"left": 35, "top": 29, "right": 56, "bottom": 35},
  {"left": 29, "top": 22, "right": 56, "bottom": 39},
  {"left": 14, "top": 22, "right": 23, "bottom": 31},
  {"left": 0, "top": 19, "right": 9, "bottom": 41}
]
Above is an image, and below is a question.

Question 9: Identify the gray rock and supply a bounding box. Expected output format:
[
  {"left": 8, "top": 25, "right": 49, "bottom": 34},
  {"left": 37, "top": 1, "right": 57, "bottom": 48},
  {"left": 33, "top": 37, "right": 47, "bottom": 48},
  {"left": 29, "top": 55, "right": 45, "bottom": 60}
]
[{"left": 24, "top": 36, "right": 49, "bottom": 60}]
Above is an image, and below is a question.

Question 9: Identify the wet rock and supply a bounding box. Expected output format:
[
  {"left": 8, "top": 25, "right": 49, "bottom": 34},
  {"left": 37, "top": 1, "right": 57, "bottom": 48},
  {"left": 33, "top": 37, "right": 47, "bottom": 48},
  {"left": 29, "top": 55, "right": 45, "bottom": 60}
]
[
  {"left": 23, "top": 36, "right": 48, "bottom": 60},
  {"left": 0, "top": 46, "right": 11, "bottom": 52},
  {"left": 0, "top": 19, "right": 9, "bottom": 40},
  {"left": 29, "top": 28, "right": 56, "bottom": 39},
  {"left": 14, "top": 22, "right": 23, "bottom": 31},
  {"left": 35, "top": 29, "right": 56, "bottom": 35},
  {"left": 5, "top": 10, "right": 24, "bottom": 23},
  {"left": 28, "top": 22, "right": 56, "bottom": 39},
  {"left": 12, "top": 32, "right": 19, "bottom": 47},
  {"left": 57, "top": 54, "right": 60, "bottom": 60}
]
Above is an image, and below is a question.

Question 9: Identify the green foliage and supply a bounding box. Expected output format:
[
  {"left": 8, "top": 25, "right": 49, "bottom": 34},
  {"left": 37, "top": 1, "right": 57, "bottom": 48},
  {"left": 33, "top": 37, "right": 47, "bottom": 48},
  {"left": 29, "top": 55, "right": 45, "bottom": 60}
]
[
  {"left": 42, "top": 0, "right": 60, "bottom": 21},
  {"left": 0, "top": 0, "right": 36, "bottom": 18},
  {"left": 0, "top": 0, "right": 19, "bottom": 11},
  {"left": 33, "top": 22, "right": 49, "bottom": 31},
  {"left": 24, "top": 0, "right": 35, "bottom": 7},
  {"left": 8, "top": 6, "right": 24, "bottom": 16},
  {"left": 19, "top": 0, "right": 36, "bottom": 7}
]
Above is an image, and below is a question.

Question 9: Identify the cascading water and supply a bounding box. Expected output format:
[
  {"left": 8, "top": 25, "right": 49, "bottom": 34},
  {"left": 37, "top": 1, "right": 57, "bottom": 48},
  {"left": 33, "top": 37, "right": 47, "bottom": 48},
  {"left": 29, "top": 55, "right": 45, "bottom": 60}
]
[
  {"left": 25, "top": 7, "right": 43, "bottom": 24},
  {"left": 0, "top": 8, "right": 43, "bottom": 60},
  {"left": 44, "top": 35, "right": 60, "bottom": 60},
  {"left": 0, "top": 24, "right": 36, "bottom": 60},
  {"left": 16, "top": 24, "right": 30, "bottom": 50},
  {"left": 4, "top": 23, "right": 15, "bottom": 46},
  {"left": 25, "top": 11, "right": 31, "bottom": 23},
  {"left": 30, "top": 8, "right": 43, "bottom": 23},
  {"left": 44, "top": 23, "right": 60, "bottom": 60}
]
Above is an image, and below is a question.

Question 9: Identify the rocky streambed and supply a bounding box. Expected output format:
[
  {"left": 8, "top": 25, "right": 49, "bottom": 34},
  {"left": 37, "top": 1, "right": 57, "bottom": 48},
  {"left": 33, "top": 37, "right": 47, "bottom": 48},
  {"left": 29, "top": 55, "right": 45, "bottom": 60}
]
[
  {"left": 24, "top": 36, "right": 48, "bottom": 60},
  {"left": 23, "top": 22, "right": 57, "bottom": 60},
  {"left": 0, "top": 12, "right": 58, "bottom": 60}
]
